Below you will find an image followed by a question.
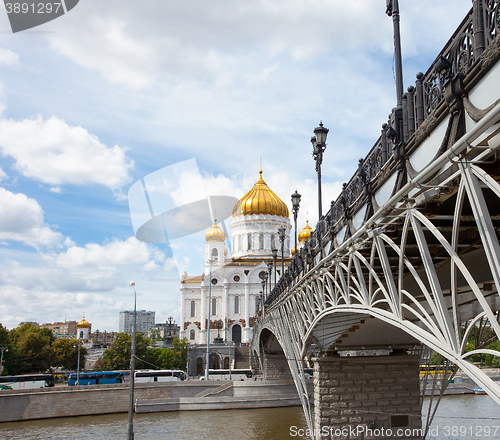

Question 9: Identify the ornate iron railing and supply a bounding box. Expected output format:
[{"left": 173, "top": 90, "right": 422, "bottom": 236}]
[{"left": 263, "top": 0, "right": 500, "bottom": 308}]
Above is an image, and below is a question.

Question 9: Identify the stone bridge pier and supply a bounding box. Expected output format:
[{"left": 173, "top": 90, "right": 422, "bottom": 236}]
[
  {"left": 263, "top": 353, "right": 293, "bottom": 380},
  {"left": 313, "top": 354, "right": 422, "bottom": 440}
]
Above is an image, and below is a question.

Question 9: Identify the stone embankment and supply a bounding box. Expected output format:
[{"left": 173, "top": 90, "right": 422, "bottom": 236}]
[
  {"left": 0, "top": 379, "right": 308, "bottom": 422},
  {"left": 421, "top": 368, "right": 500, "bottom": 395}
]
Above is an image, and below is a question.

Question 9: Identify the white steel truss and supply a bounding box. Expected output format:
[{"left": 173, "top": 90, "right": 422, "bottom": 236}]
[{"left": 252, "top": 102, "right": 500, "bottom": 436}]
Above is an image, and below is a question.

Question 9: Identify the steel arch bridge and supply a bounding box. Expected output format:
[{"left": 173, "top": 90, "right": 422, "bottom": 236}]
[{"left": 251, "top": 1, "right": 500, "bottom": 436}]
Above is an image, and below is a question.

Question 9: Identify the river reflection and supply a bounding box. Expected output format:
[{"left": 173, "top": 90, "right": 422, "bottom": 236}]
[
  {"left": 0, "top": 394, "right": 498, "bottom": 440},
  {"left": 0, "top": 406, "right": 307, "bottom": 440}
]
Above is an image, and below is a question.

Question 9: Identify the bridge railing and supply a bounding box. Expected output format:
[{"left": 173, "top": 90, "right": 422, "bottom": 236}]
[{"left": 262, "top": 0, "right": 500, "bottom": 310}]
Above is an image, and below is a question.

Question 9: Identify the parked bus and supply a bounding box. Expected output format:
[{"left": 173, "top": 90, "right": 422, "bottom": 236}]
[
  {"left": 135, "top": 370, "right": 186, "bottom": 383},
  {"left": 68, "top": 371, "right": 125, "bottom": 386},
  {"left": 201, "top": 369, "right": 252, "bottom": 381},
  {"left": 0, "top": 374, "right": 55, "bottom": 390}
]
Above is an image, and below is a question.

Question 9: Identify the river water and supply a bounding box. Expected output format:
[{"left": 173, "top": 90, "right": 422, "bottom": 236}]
[{"left": 0, "top": 394, "right": 498, "bottom": 439}]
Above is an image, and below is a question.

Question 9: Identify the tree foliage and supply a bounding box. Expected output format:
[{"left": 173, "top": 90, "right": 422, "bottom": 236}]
[
  {"left": 98, "top": 332, "right": 150, "bottom": 371},
  {"left": 0, "top": 323, "right": 13, "bottom": 376},
  {"left": 52, "top": 338, "right": 87, "bottom": 370},
  {"left": 144, "top": 337, "right": 189, "bottom": 370},
  {"left": 15, "top": 330, "right": 53, "bottom": 373},
  {"left": 0, "top": 325, "right": 190, "bottom": 376},
  {"left": 96, "top": 335, "right": 188, "bottom": 372}
]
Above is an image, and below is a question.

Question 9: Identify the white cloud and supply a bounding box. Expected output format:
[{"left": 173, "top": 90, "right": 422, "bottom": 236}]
[
  {"left": 0, "top": 48, "right": 19, "bottom": 67},
  {"left": 0, "top": 166, "right": 6, "bottom": 181},
  {"left": 0, "top": 115, "right": 133, "bottom": 189},
  {"left": 45, "top": 0, "right": 471, "bottom": 90},
  {"left": 44, "top": 237, "right": 164, "bottom": 270},
  {"left": 0, "top": 187, "right": 71, "bottom": 248},
  {"left": 0, "top": 237, "right": 175, "bottom": 329},
  {"left": 50, "top": 18, "right": 157, "bottom": 89}
]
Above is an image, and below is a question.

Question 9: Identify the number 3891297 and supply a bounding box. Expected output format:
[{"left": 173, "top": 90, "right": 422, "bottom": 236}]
[{"left": 5, "top": 3, "right": 62, "bottom": 14}]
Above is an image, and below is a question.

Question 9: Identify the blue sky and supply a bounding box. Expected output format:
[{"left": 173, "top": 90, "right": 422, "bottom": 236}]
[{"left": 0, "top": 0, "right": 472, "bottom": 331}]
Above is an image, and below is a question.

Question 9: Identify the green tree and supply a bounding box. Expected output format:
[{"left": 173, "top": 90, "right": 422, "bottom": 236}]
[
  {"left": 483, "top": 341, "right": 500, "bottom": 367},
  {"left": 143, "top": 337, "right": 189, "bottom": 371},
  {"left": 170, "top": 337, "right": 189, "bottom": 370},
  {"left": 52, "top": 338, "right": 87, "bottom": 371},
  {"left": 16, "top": 331, "right": 53, "bottom": 373},
  {"left": 7, "top": 324, "right": 54, "bottom": 374},
  {"left": 100, "top": 332, "right": 150, "bottom": 370},
  {"left": 0, "top": 323, "right": 14, "bottom": 376},
  {"left": 93, "top": 358, "right": 107, "bottom": 372}
]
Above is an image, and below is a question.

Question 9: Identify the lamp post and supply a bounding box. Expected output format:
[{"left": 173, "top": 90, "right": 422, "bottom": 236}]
[
  {"left": 73, "top": 342, "right": 81, "bottom": 385},
  {"left": 205, "top": 258, "right": 215, "bottom": 381},
  {"left": 277, "top": 227, "right": 286, "bottom": 277},
  {"left": 166, "top": 316, "right": 175, "bottom": 346},
  {"left": 127, "top": 281, "right": 138, "bottom": 440},
  {"left": 267, "top": 262, "right": 273, "bottom": 296},
  {"left": 311, "top": 121, "right": 329, "bottom": 221},
  {"left": 291, "top": 190, "right": 301, "bottom": 256},
  {"left": 386, "top": 0, "right": 404, "bottom": 107},
  {"left": 0, "top": 347, "right": 8, "bottom": 375},
  {"left": 272, "top": 248, "right": 278, "bottom": 287},
  {"left": 261, "top": 280, "right": 266, "bottom": 318}
]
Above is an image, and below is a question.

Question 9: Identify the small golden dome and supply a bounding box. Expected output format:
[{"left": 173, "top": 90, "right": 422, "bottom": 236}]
[
  {"left": 232, "top": 170, "right": 289, "bottom": 218},
  {"left": 224, "top": 247, "right": 228, "bottom": 256},
  {"left": 291, "top": 245, "right": 295, "bottom": 256},
  {"left": 298, "top": 220, "right": 313, "bottom": 242},
  {"left": 205, "top": 220, "right": 226, "bottom": 242},
  {"left": 77, "top": 317, "right": 91, "bottom": 328}
]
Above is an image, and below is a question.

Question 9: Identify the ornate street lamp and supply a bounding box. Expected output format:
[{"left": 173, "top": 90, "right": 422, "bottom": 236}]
[
  {"left": 277, "top": 226, "right": 286, "bottom": 277},
  {"left": 311, "top": 121, "right": 329, "bottom": 221},
  {"left": 166, "top": 316, "right": 175, "bottom": 345},
  {"left": 271, "top": 248, "right": 278, "bottom": 286},
  {"left": 261, "top": 280, "right": 266, "bottom": 317},
  {"left": 128, "top": 281, "right": 138, "bottom": 440},
  {"left": 206, "top": 257, "right": 215, "bottom": 381},
  {"left": 386, "top": 0, "right": 404, "bottom": 107},
  {"left": 267, "top": 262, "right": 273, "bottom": 297},
  {"left": 291, "top": 190, "right": 301, "bottom": 256}
]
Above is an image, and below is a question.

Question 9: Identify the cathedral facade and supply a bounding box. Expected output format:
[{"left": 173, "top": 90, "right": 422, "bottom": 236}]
[{"left": 179, "top": 170, "right": 293, "bottom": 349}]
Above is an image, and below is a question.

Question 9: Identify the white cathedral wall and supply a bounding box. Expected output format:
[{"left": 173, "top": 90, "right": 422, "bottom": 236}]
[
  {"left": 180, "top": 211, "right": 292, "bottom": 346},
  {"left": 180, "top": 262, "right": 276, "bottom": 345},
  {"left": 230, "top": 214, "right": 291, "bottom": 259}
]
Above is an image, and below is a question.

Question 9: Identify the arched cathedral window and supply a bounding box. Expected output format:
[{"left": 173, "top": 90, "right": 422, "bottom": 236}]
[
  {"left": 234, "top": 295, "right": 239, "bottom": 314},
  {"left": 190, "top": 329, "right": 195, "bottom": 340},
  {"left": 190, "top": 300, "right": 195, "bottom": 318},
  {"left": 259, "top": 233, "right": 264, "bottom": 250},
  {"left": 247, "top": 233, "right": 252, "bottom": 250}
]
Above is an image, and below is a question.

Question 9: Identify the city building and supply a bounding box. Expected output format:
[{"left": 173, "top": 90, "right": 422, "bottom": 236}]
[
  {"left": 90, "top": 330, "right": 117, "bottom": 346},
  {"left": 119, "top": 310, "right": 156, "bottom": 335},
  {"left": 179, "top": 169, "right": 292, "bottom": 375},
  {"left": 39, "top": 321, "right": 78, "bottom": 338}
]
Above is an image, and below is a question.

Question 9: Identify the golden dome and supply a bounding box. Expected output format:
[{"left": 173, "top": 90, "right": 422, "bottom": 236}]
[
  {"left": 298, "top": 220, "right": 313, "bottom": 242},
  {"left": 291, "top": 245, "right": 295, "bottom": 256},
  {"left": 232, "top": 170, "right": 289, "bottom": 218},
  {"left": 77, "top": 317, "right": 90, "bottom": 328},
  {"left": 205, "top": 220, "right": 226, "bottom": 242},
  {"left": 224, "top": 247, "right": 228, "bottom": 256}
]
